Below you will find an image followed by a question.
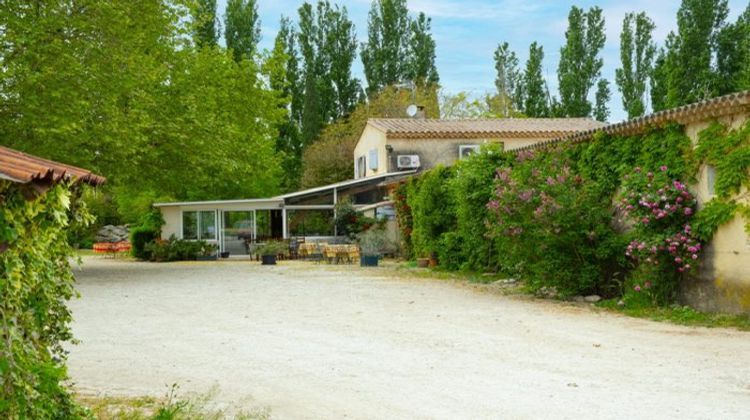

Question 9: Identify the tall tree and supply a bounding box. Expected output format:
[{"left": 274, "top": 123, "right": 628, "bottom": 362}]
[
  {"left": 297, "top": 1, "right": 361, "bottom": 145},
  {"left": 266, "top": 17, "right": 303, "bottom": 191},
  {"left": 361, "top": 0, "right": 411, "bottom": 94},
  {"left": 557, "top": 6, "right": 606, "bottom": 117},
  {"left": 493, "top": 42, "right": 522, "bottom": 117},
  {"left": 224, "top": 0, "right": 261, "bottom": 62},
  {"left": 407, "top": 12, "right": 440, "bottom": 86},
  {"left": 616, "top": 12, "right": 656, "bottom": 118},
  {"left": 523, "top": 42, "right": 550, "bottom": 117},
  {"left": 716, "top": 4, "right": 750, "bottom": 95},
  {"left": 192, "top": 0, "right": 219, "bottom": 48},
  {"left": 665, "top": 0, "right": 729, "bottom": 107}
]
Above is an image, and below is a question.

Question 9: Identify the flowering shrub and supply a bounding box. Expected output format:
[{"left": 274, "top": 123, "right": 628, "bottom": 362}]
[
  {"left": 487, "top": 151, "right": 625, "bottom": 296},
  {"left": 617, "top": 166, "right": 701, "bottom": 303}
]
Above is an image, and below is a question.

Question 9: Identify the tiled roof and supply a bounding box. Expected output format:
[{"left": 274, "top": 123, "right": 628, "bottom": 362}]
[
  {"left": 367, "top": 118, "right": 607, "bottom": 139},
  {"left": 517, "top": 90, "right": 750, "bottom": 152},
  {"left": 0, "top": 146, "right": 105, "bottom": 186}
]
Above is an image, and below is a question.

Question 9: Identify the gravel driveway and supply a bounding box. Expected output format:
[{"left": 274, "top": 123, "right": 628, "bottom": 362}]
[{"left": 68, "top": 257, "right": 750, "bottom": 419}]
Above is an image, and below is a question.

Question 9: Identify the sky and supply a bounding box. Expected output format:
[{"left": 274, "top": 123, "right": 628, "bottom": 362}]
[{"left": 218, "top": 0, "right": 748, "bottom": 122}]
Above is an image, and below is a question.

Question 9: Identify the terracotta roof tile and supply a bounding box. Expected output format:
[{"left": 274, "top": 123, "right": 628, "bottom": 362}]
[
  {"left": 517, "top": 90, "right": 750, "bottom": 152},
  {"left": 0, "top": 146, "right": 105, "bottom": 186},
  {"left": 367, "top": 118, "right": 606, "bottom": 139}
]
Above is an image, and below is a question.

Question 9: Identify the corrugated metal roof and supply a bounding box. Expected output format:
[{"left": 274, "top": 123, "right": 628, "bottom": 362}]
[
  {"left": 516, "top": 90, "right": 750, "bottom": 152},
  {"left": 0, "top": 146, "right": 105, "bottom": 186},
  {"left": 367, "top": 118, "right": 607, "bottom": 139}
]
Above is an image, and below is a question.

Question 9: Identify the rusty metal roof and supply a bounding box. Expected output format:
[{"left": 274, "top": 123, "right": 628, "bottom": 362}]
[
  {"left": 367, "top": 118, "right": 607, "bottom": 139},
  {"left": 517, "top": 90, "right": 750, "bottom": 152},
  {"left": 0, "top": 146, "right": 105, "bottom": 186}
]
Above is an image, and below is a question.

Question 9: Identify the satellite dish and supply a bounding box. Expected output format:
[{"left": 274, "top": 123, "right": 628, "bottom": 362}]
[{"left": 406, "top": 104, "right": 418, "bottom": 118}]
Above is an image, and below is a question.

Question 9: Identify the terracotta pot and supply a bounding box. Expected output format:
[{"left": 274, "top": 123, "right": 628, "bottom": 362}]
[
  {"left": 428, "top": 257, "right": 438, "bottom": 268},
  {"left": 416, "top": 258, "right": 429, "bottom": 268}
]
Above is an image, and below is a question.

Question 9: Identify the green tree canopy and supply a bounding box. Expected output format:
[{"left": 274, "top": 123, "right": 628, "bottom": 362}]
[{"left": 493, "top": 42, "right": 522, "bottom": 117}]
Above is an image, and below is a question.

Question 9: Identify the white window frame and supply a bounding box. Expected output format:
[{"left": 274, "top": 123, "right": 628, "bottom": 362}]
[
  {"left": 181, "top": 210, "right": 218, "bottom": 241},
  {"left": 458, "top": 144, "right": 481, "bottom": 159},
  {"left": 357, "top": 155, "right": 367, "bottom": 178}
]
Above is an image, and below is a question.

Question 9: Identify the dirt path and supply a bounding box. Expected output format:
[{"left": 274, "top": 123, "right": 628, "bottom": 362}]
[{"left": 68, "top": 258, "right": 750, "bottom": 419}]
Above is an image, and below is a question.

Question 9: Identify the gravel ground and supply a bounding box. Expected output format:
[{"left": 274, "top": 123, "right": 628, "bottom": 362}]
[{"left": 68, "top": 257, "right": 750, "bottom": 419}]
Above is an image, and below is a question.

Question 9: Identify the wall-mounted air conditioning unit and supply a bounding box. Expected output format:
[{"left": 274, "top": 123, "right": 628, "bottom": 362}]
[{"left": 397, "top": 155, "right": 421, "bottom": 169}]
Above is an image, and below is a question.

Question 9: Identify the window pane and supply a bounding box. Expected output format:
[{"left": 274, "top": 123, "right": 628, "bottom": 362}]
[
  {"left": 369, "top": 149, "right": 378, "bottom": 170},
  {"left": 288, "top": 210, "right": 335, "bottom": 237},
  {"left": 200, "top": 211, "right": 216, "bottom": 240},
  {"left": 182, "top": 212, "right": 198, "bottom": 240}
]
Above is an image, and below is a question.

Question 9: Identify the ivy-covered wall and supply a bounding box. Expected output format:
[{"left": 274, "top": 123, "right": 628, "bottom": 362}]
[
  {"left": 394, "top": 113, "right": 750, "bottom": 313},
  {"left": 0, "top": 180, "right": 91, "bottom": 417}
]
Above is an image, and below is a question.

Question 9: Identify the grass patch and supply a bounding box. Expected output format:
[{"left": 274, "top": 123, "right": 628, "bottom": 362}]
[
  {"left": 597, "top": 300, "right": 750, "bottom": 331},
  {"left": 77, "top": 385, "right": 270, "bottom": 420}
]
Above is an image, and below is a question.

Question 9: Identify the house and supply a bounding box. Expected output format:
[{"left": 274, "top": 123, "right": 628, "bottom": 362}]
[
  {"left": 353, "top": 118, "right": 606, "bottom": 178},
  {"left": 155, "top": 117, "right": 602, "bottom": 253}
]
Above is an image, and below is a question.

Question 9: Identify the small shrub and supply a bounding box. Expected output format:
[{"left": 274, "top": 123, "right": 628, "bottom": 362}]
[
  {"left": 357, "top": 228, "right": 390, "bottom": 256},
  {"left": 257, "top": 240, "right": 287, "bottom": 256},
  {"left": 132, "top": 226, "right": 159, "bottom": 260},
  {"left": 144, "top": 236, "right": 211, "bottom": 262}
]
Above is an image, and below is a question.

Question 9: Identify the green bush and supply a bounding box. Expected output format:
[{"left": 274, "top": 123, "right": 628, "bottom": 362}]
[
  {"left": 131, "top": 226, "right": 159, "bottom": 260},
  {"left": 407, "top": 166, "right": 457, "bottom": 259},
  {"left": 144, "top": 236, "right": 214, "bottom": 262}
]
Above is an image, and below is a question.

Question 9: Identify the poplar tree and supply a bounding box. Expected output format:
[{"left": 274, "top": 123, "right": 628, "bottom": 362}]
[
  {"left": 361, "top": 0, "right": 411, "bottom": 94},
  {"left": 493, "top": 42, "right": 522, "bottom": 117},
  {"left": 408, "top": 12, "right": 440, "bottom": 86},
  {"left": 297, "top": 1, "right": 361, "bottom": 145},
  {"left": 716, "top": 4, "right": 750, "bottom": 95},
  {"left": 616, "top": 12, "right": 656, "bottom": 118},
  {"left": 192, "top": 0, "right": 219, "bottom": 48},
  {"left": 660, "top": 0, "right": 729, "bottom": 108},
  {"left": 224, "top": 0, "right": 261, "bottom": 62},
  {"left": 557, "top": 6, "right": 606, "bottom": 117},
  {"left": 523, "top": 42, "right": 550, "bottom": 117}
]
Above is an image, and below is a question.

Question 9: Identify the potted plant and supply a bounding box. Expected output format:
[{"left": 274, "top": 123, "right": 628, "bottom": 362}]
[
  {"left": 258, "top": 240, "right": 287, "bottom": 265},
  {"left": 416, "top": 257, "right": 430, "bottom": 268},
  {"left": 196, "top": 242, "right": 218, "bottom": 261},
  {"left": 357, "top": 228, "right": 388, "bottom": 267},
  {"left": 220, "top": 251, "right": 230, "bottom": 259}
]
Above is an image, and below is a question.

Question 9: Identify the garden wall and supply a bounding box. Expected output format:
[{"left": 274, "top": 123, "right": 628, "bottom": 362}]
[{"left": 393, "top": 104, "right": 750, "bottom": 314}]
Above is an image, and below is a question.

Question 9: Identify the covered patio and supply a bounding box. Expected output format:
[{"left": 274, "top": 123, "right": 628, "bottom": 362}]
[{"left": 154, "top": 171, "right": 415, "bottom": 256}]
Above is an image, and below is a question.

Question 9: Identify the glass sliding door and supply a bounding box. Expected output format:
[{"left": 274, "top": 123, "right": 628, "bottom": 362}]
[{"left": 221, "top": 211, "right": 254, "bottom": 255}]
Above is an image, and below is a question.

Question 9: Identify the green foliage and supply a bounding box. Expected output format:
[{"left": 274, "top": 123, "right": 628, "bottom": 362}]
[
  {"left": 256, "top": 240, "right": 287, "bottom": 257},
  {"left": 522, "top": 42, "right": 551, "bottom": 117},
  {"left": 334, "top": 199, "right": 378, "bottom": 240},
  {"left": 145, "top": 236, "right": 216, "bottom": 262},
  {"left": 357, "top": 227, "right": 390, "bottom": 256},
  {"left": 361, "top": 0, "right": 439, "bottom": 95},
  {"left": 654, "top": 0, "right": 731, "bottom": 109},
  {"left": 557, "top": 6, "right": 606, "bottom": 118},
  {"left": 492, "top": 42, "right": 522, "bottom": 117},
  {"left": 407, "top": 166, "right": 457, "bottom": 258},
  {"left": 487, "top": 150, "right": 625, "bottom": 297},
  {"left": 692, "top": 199, "right": 738, "bottom": 242},
  {"left": 695, "top": 120, "right": 750, "bottom": 197},
  {"left": 0, "top": 2, "right": 285, "bottom": 225},
  {"left": 448, "top": 144, "right": 510, "bottom": 271},
  {"left": 224, "top": 0, "right": 261, "bottom": 62},
  {"left": 192, "top": 0, "right": 220, "bottom": 48},
  {"left": 131, "top": 211, "right": 164, "bottom": 261},
  {"left": 0, "top": 181, "right": 92, "bottom": 417},
  {"left": 716, "top": 5, "right": 750, "bottom": 95},
  {"left": 616, "top": 12, "right": 656, "bottom": 119},
  {"left": 593, "top": 78, "right": 611, "bottom": 122}
]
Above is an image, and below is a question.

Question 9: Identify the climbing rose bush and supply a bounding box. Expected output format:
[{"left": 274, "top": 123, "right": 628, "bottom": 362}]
[{"left": 617, "top": 166, "right": 701, "bottom": 303}]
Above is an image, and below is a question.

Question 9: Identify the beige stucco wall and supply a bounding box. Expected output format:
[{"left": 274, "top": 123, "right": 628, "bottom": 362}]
[
  {"left": 681, "top": 112, "right": 750, "bottom": 313},
  {"left": 353, "top": 125, "right": 388, "bottom": 178}
]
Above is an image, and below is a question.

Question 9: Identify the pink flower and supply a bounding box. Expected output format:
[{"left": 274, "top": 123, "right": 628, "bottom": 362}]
[
  {"left": 684, "top": 208, "right": 693, "bottom": 216},
  {"left": 692, "top": 254, "right": 698, "bottom": 260},
  {"left": 675, "top": 257, "right": 683, "bottom": 264},
  {"left": 660, "top": 165, "right": 668, "bottom": 172},
  {"left": 634, "top": 285, "right": 642, "bottom": 292},
  {"left": 644, "top": 281, "right": 652, "bottom": 289}
]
